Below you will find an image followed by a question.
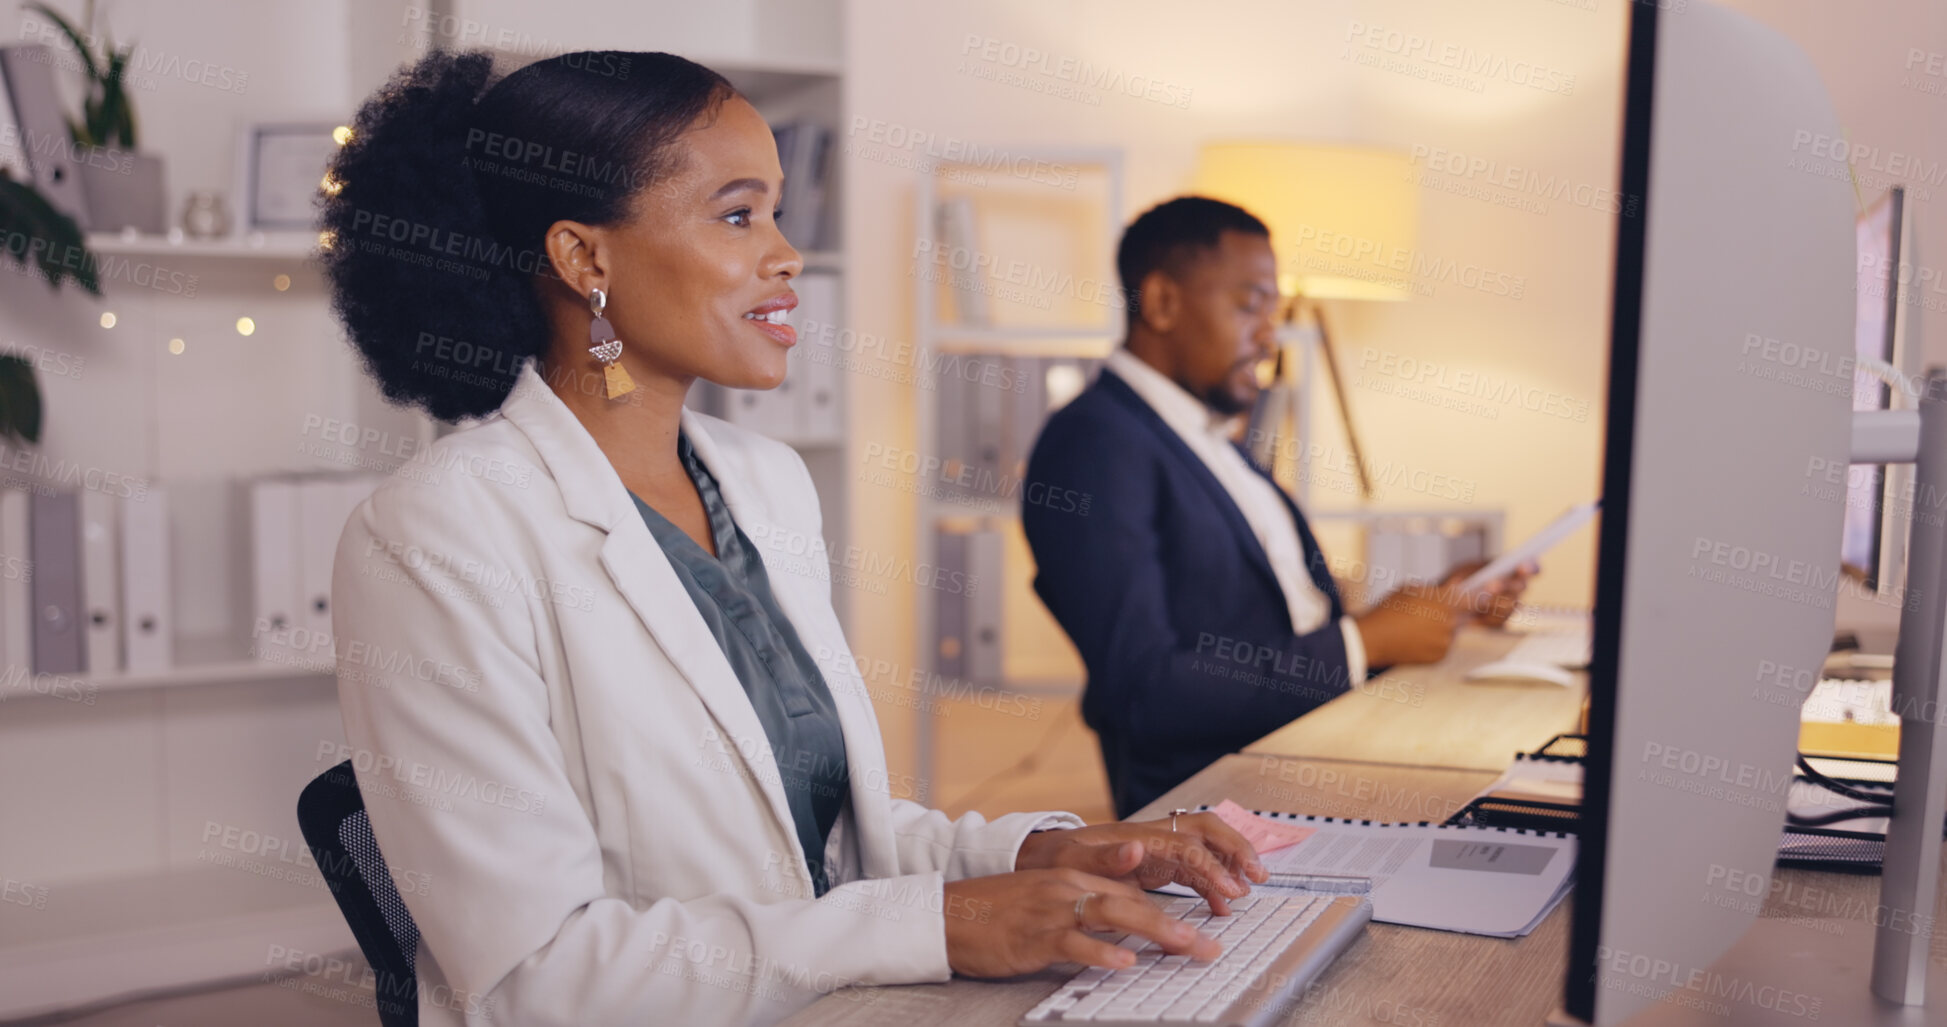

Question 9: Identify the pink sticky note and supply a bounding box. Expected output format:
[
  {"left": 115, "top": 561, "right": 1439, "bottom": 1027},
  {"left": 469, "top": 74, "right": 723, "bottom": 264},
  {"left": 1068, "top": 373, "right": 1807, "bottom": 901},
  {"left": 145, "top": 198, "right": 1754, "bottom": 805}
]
[{"left": 1211, "top": 799, "right": 1315, "bottom": 854}]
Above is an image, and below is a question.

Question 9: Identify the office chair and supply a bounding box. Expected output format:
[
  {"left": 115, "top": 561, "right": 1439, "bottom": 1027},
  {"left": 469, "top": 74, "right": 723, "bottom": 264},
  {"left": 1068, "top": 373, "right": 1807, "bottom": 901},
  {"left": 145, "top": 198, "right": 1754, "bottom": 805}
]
[{"left": 297, "top": 760, "right": 422, "bottom": 1027}]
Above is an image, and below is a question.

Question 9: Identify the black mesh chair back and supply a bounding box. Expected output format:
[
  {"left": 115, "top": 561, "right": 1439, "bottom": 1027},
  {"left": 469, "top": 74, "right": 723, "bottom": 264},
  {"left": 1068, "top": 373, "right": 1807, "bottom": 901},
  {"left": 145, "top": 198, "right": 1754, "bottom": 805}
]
[{"left": 298, "top": 759, "right": 422, "bottom": 1027}]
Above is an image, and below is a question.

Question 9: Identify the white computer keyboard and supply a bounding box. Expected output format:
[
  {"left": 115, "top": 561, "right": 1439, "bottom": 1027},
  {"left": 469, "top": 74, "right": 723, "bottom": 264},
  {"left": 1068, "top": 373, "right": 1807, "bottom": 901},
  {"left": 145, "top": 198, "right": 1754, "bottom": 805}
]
[
  {"left": 1019, "top": 892, "right": 1372, "bottom": 1026},
  {"left": 1504, "top": 629, "right": 1592, "bottom": 668}
]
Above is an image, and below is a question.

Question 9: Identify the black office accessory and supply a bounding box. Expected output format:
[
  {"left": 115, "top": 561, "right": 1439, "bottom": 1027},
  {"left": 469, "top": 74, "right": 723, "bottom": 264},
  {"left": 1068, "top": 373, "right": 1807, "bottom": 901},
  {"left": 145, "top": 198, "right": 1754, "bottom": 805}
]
[{"left": 1443, "top": 743, "right": 1931, "bottom": 874}]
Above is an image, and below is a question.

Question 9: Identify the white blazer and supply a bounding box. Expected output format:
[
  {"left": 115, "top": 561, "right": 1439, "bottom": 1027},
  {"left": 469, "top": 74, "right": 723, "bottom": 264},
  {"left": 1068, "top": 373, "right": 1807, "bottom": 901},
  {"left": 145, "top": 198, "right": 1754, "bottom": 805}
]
[{"left": 331, "top": 361, "right": 1080, "bottom": 1026}]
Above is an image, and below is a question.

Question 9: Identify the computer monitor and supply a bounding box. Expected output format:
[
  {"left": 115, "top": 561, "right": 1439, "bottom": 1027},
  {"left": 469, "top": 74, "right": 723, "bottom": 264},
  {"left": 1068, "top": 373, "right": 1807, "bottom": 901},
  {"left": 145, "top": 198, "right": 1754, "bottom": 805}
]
[
  {"left": 1562, "top": 2, "right": 1858, "bottom": 1024},
  {"left": 1841, "top": 187, "right": 1908, "bottom": 595}
]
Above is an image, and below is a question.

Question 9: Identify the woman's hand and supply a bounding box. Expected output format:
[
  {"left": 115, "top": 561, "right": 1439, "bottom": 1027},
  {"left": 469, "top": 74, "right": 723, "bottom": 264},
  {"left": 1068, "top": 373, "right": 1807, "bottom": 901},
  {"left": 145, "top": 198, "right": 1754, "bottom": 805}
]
[
  {"left": 942, "top": 868, "right": 1221, "bottom": 978},
  {"left": 1014, "top": 814, "right": 1269, "bottom": 915}
]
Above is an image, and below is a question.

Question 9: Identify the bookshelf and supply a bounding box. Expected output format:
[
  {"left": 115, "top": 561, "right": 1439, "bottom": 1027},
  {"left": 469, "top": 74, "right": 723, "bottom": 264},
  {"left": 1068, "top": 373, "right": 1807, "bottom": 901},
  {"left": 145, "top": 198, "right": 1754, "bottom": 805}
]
[
  {"left": 910, "top": 147, "right": 1124, "bottom": 789},
  {"left": 0, "top": 37, "right": 853, "bottom": 1025},
  {"left": 85, "top": 230, "right": 321, "bottom": 262}
]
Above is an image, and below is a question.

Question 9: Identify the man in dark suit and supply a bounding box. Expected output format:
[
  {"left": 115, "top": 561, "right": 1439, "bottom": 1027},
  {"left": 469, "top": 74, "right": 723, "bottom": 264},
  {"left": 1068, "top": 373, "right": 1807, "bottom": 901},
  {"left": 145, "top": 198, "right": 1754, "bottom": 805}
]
[{"left": 1023, "top": 197, "right": 1526, "bottom": 816}]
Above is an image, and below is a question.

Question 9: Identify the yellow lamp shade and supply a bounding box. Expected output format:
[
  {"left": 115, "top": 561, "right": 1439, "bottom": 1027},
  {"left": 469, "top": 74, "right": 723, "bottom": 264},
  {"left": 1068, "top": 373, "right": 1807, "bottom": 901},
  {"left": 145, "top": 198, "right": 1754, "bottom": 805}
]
[{"left": 1195, "top": 143, "right": 1420, "bottom": 301}]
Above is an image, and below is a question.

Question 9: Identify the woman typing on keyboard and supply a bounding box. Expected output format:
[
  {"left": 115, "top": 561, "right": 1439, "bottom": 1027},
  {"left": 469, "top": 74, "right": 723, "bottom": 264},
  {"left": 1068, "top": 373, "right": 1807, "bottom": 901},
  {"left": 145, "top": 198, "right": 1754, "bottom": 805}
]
[{"left": 320, "top": 49, "right": 1266, "bottom": 1026}]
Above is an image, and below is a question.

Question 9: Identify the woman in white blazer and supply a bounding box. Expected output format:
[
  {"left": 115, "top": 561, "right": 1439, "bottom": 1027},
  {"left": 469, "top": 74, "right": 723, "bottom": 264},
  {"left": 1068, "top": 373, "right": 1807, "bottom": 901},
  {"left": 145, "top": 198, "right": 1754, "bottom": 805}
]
[{"left": 318, "top": 49, "right": 1269, "bottom": 1026}]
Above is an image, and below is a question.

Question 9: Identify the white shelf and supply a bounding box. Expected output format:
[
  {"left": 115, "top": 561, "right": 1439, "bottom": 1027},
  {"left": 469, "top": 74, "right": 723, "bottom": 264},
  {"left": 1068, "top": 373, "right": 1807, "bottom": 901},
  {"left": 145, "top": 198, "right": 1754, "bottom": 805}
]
[
  {"left": 84, "top": 656, "right": 335, "bottom": 695},
  {"left": 1308, "top": 506, "right": 1495, "bottom": 522},
  {"left": 6, "top": 631, "right": 336, "bottom": 700},
  {"left": 933, "top": 326, "right": 1119, "bottom": 358},
  {"left": 913, "top": 149, "right": 1126, "bottom": 789},
  {"left": 84, "top": 232, "right": 320, "bottom": 262},
  {"left": 992, "top": 675, "right": 1083, "bottom": 697},
  {"left": 0, "top": 864, "right": 352, "bottom": 1021},
  {"left": 662, "top": 56, "right": 843, "bottom": 106}
]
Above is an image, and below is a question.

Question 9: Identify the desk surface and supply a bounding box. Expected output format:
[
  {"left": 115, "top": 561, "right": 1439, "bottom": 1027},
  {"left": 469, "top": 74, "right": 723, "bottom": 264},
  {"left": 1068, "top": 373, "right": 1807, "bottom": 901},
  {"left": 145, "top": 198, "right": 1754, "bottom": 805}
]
[
  {"left": 784, "top": 755, "right": 1541, "bottom": 1027},
  {"left": 788, "top": 627, "right": 1947, "bottom": 1026},
  {"left": 1246, "top": 626, "right": 1588, "bottom": 772}
]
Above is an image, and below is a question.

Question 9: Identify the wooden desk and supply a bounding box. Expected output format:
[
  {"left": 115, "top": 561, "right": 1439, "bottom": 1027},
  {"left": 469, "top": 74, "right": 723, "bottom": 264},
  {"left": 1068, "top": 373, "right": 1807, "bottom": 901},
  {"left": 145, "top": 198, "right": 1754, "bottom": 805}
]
[
  {"left": 1246, "top": 626, "right": 1588, "bottom": 772},
  {"left": 787, "top": 625, "right": 1947, "bottom": 1026},
  {"left": 784, "top": 755, "right": 1537, "bottom": 1026}
]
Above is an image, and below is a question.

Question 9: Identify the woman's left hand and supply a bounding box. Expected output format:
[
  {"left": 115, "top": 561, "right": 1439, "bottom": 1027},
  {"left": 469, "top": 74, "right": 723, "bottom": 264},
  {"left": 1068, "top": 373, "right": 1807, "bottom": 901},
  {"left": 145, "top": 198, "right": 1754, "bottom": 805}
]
[{"left": 1014, "top": 813, "right": 1270, "bottom": 915}]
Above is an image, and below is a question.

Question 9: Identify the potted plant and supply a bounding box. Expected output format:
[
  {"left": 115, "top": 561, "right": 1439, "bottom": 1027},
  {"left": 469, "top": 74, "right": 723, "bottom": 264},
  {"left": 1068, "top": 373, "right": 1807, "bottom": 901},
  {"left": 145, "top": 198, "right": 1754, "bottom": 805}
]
[
  {"left": 27, "top": 0, "right": 165, "bottom": 233},
  {"left": 0, "top": 166, "right": 99, "bottom": 446}
]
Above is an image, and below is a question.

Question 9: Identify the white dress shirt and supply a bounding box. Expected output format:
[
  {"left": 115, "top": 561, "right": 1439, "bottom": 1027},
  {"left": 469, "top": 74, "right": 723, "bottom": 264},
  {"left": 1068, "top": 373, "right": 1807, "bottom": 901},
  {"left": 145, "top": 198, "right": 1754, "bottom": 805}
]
[{"left": 1104, "top": 348, "right": 1368, "bottom": 685}]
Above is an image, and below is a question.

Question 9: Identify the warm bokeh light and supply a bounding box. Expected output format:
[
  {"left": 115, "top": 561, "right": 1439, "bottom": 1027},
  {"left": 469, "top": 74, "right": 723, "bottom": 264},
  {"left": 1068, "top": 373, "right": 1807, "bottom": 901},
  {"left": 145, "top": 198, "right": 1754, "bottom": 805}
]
[
  {"left": 332, "top": 125, "right": 353, "bottom": 145},
  {"left": 99, "top": 312, "right": 116, "bottom": 328},
  {"left": 273, "top": 274, "right": 292, "bottom": 291},
  {"left": 236, "top": 317, "right": 256, "bottom": 336},
  {"left": 1196, "top": 143, "right": 1420, "bottom": 301},
  {"left": 167, "top": 338, "right": 185, "bottom": 355}
]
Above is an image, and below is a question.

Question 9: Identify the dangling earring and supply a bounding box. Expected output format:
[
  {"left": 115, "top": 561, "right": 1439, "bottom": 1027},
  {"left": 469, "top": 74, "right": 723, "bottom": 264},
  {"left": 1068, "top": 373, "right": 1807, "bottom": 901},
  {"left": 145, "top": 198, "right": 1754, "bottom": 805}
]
[{"left": 587, "top": 286, "right": 636, "bottom": 399}]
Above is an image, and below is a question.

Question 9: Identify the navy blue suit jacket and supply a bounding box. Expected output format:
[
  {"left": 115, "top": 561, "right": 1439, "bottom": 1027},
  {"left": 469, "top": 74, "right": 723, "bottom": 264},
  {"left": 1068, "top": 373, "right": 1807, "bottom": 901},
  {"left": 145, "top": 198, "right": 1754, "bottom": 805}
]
[{"left": 1022, "top": 369, "right": 1353, "bottom": 817}]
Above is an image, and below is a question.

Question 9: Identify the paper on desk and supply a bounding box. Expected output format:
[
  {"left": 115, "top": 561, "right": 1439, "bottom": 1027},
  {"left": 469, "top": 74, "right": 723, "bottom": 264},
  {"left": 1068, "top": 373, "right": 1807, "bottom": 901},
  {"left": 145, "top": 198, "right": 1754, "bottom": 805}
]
[
  {"left": 1480, "top": 754, "right": 1585, "bottom": 805},
  {"left": 1461, "top": 501, "right": 1599, "bottom": 592},
  {"left": 1162, "top": 809, "right": 1576, "bottom": 937},
  {"left": 1210, "top": 799, "right": 1315, "bottom": 854}
]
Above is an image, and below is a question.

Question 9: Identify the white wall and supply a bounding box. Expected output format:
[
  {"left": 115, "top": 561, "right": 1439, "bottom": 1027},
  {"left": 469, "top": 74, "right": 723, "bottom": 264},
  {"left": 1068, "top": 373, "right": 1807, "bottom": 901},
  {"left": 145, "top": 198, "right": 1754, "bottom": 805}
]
[
  {"left": 838, "top": 0, "right": 1947, "bottom": 770},
  {"left": 842, "top": 0, "right": 1628, "bottom": 769},
  {"left": 0, "top": 0, "right": 856, "bottom": 894},
  {"left": 0, "top": 0, "right": 417, "bottom": 890},
  {"left": 5, "top": 0, "right": 1935, "bottom": 876},
  {"left": 1720, "top": 0, "right": 1947, "bottom": 642}
]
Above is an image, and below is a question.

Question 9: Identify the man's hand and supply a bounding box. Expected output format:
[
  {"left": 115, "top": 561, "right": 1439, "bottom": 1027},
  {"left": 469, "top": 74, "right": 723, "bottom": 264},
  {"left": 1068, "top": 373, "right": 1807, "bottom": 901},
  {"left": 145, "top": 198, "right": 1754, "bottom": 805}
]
[
  {"left": 1445, "top": 560, "right": 1537, "bottom": 629},
  {"left": 1469, "top": 564, "right": 1534, "bottom": 628},
  {"left": 1353, "top": 581, "right": 1466, "bottom": 666},
  {"left": 1014, "top": 813, "right": 1269, "bottom": 915}
]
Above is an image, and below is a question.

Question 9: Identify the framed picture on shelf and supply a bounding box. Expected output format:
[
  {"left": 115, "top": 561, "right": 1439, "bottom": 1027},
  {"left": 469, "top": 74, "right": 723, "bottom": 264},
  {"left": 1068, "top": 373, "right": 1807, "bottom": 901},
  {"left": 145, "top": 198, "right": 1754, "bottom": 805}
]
[{"left": 236, "top": 121, "right": 342, "bottom": 232}]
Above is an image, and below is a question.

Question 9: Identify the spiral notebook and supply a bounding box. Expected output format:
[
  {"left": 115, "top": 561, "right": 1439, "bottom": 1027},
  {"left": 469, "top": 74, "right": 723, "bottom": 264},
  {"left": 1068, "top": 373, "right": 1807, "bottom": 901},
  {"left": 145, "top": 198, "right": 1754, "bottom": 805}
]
[{"left": 1162, "top": 807, "right": 1576, "bottom": 938}]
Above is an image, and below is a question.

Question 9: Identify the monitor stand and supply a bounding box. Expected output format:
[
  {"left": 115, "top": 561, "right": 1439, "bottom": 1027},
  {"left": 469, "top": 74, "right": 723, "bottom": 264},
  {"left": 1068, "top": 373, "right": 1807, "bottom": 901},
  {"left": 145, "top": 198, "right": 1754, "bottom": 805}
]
[{"left": 1866, "top": 397, "right": 1947, "bottom": 1005}]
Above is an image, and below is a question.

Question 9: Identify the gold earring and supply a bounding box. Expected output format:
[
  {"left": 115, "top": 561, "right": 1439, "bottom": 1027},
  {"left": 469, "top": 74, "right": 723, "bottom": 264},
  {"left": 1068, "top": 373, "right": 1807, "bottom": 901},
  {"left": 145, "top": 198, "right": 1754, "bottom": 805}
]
[{"left": 587, "top": 286, "right": 635, "bottom": 399}]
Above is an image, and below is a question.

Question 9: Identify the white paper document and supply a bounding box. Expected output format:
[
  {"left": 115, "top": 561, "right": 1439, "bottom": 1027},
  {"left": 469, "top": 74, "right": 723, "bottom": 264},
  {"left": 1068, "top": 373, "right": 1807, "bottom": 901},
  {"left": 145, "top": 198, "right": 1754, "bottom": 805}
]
[
  {"left": 1478, "top": 753, "right": 1586, "bottom": 805},
  {"left": 1461, "top": 500, "right": 1600, "bottom": 592},
  {"left": 1164, "top": 810, "right": 1576, "bottom": 938}
]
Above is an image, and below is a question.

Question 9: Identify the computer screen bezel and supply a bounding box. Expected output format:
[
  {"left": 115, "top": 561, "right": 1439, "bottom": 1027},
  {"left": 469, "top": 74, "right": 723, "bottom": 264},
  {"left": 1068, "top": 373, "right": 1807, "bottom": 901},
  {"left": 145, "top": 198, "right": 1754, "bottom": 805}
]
[
  {"left": 1844, "top": 186, "right": 1905, "bottom": 592},
  {"left": 1561, "top": 0, "right": 1657, "bottom": 1018}
]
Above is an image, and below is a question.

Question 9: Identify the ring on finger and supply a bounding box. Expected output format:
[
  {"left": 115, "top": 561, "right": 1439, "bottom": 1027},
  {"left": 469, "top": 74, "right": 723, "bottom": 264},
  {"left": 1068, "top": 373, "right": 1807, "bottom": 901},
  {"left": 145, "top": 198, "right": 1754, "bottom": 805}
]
[
  {"left": 1171, "top": 807, "right": 1190, "bottom": 832},
  {"left": 1074, "top": 891, "right": 1098, "bottom": 929}
]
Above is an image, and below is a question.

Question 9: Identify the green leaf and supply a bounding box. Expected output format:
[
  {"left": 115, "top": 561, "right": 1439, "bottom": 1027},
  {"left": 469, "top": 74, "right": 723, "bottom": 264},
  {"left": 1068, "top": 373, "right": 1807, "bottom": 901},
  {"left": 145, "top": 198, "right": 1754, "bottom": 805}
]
[
  {"left": 0, "top": 169, "right": 101, "bottom": 294},
  {"left": 24, "top": 2, "right": 100, "bottom": 83},
  {"left": 0, "top": 356, "right": 43, "bottom": 446},
  {"left": 99, "top": 49, "right": 135, "bottom": 148}
]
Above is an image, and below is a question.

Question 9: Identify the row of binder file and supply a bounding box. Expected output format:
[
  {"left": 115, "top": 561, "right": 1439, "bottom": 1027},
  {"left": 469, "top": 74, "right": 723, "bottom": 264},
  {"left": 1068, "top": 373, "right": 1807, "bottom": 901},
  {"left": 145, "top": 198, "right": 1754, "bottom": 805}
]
[
  {"left": 1, "top": 473, "right": 380, "bottom": 680},
  {"left": 249, "top": 473, "right": 383, "bottom": 661},
  {"left": 0, "top": 487, "right": 169, "bottom": 678}
]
